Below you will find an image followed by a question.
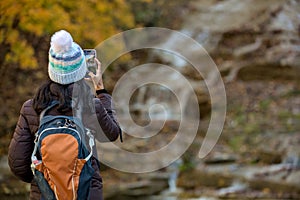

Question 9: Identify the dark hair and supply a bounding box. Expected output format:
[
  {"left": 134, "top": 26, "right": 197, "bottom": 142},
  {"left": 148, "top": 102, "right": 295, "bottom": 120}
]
[{"left": 33, "top": 79, "right": 94, "bottom": 115}]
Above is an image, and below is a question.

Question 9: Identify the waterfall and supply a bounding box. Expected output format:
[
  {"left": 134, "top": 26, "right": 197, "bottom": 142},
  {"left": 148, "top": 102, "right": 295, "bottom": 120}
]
[{"left": 167, "top": 158, "right": 182, "bottom": 193}]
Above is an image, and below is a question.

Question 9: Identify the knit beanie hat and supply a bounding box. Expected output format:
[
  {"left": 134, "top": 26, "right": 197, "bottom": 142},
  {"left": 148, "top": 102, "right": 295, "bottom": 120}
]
[{"left": 48, "top": 30, "right": 87, "bottom": 85}]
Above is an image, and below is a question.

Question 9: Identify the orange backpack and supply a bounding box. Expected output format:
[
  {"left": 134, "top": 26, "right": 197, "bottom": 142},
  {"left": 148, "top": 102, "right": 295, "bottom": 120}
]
[{"left": 31, "top": 101, "right": 95, "bottom": 200}]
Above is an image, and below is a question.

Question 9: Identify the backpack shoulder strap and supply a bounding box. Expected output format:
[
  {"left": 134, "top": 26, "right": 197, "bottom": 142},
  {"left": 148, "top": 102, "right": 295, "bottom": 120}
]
[{"left": 39, "top": 101, "right": 59, "bottom": 122}]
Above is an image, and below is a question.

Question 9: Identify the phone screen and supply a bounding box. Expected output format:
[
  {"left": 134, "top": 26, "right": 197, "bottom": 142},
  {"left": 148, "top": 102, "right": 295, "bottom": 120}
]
[{"left": 84, "top": 49, "right": 97, "bottom": 75}]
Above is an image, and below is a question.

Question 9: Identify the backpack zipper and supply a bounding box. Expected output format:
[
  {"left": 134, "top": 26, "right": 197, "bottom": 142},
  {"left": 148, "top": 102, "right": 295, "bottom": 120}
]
[{"left": 37, "top": 127, "right": 82, "bottom": 145}]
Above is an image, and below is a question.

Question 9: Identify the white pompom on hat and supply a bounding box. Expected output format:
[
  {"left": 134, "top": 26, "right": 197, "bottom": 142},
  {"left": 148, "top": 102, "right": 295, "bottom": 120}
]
[{"left": 48, "top": 30, "right": 87, "bottom": 85}]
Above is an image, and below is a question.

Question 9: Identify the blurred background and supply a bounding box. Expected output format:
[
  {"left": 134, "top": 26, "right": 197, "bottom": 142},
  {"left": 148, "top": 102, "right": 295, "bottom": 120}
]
[{"left": 0, "top": 0, "right": 300, "bottom": 199}]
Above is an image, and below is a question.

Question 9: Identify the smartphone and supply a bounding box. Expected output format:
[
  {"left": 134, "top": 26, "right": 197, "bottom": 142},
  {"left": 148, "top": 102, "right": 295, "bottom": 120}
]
[{"left": 84, "top": 49, "right": 97, "bottom": 76}]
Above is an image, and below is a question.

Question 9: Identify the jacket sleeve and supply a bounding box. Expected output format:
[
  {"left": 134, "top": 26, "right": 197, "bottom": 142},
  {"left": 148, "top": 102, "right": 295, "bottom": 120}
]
[
  {"left": 8, "top": 101, "right": 35, "bottom": 183},
  {"left": 92, "top": 91, "right": 122, "bottom": 142}
]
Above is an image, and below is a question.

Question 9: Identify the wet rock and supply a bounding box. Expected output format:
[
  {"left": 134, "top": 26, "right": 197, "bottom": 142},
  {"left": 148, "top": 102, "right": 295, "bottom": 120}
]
[
  {"left": 154, "top": 0, "right": 300, "bottom": 81},
  {"left": 203, "top": 152, "right": 238, "bottom": 164},
  {"left": 202, "top": 145, "right": 239, "bottom": 164},
  {"left": 286, "top": 170, "right": 300, "bottom": 186},
  {"left": 105, "top": 172, "right": 170, "bottom": 200},
  {"left": 254, "top": 150, "right": 282, "bottom": 164},
  {"left": 177, "top": 168, "right": 234, "bottom": 189},
  {"left": 217, "top": 181, "right": 248, "bottom": 196},
  {"left": 256, "top": 133, "right": 300, "bottom": 166},
  {"left": 120, "top": 180, "right": 167, "bottom": 196},
  {"left": 177, "top": 160, "right": 300, "bottom": 198}
]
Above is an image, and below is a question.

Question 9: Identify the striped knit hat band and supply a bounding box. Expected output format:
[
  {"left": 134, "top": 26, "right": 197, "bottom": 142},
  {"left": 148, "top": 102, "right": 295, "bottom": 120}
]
[{"left": 48, "top": 30, "right": 87, "bottom": 85}]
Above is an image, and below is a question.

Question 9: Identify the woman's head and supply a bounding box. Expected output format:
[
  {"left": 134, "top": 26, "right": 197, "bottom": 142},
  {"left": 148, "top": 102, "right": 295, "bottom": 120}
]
[
  {"left": 33, "top": 30, "right": 94, "bottom": 114},
  {"left": 48, "top": 30, "right": 87, "bottom": 84}
]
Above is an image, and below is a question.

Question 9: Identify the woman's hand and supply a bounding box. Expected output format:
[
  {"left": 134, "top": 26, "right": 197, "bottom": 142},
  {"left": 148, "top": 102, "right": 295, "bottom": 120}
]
[{"left": 85, "top": 58, "right": 104, "bottom": 91}]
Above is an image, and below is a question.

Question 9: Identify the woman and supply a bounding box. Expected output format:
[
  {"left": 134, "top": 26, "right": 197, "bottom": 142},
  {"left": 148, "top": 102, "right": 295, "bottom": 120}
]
[{"left": 8, "top": 30, "right": 121, "bottom": 199}]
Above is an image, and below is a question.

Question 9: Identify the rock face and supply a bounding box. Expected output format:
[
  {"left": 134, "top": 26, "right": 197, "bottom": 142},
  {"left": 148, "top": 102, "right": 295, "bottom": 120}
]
[
  {"left": 162, "top": 0, "right": 300, "bottom": 81},
  {"left": 196, "top": 0, "right": 299, "bottom": 64},
  {"left": 130, "top": 1, "right": 300, "bottom": 198}
]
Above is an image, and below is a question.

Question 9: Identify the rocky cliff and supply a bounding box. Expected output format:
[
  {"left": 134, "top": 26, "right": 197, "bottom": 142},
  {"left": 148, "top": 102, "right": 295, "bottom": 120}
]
[{"left": 183, "top": 0, "right": 300, "bottom": 81}]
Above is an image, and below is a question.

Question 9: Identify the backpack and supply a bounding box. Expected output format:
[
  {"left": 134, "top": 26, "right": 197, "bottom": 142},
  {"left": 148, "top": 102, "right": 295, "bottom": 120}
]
[{"left": 31, "top": 101, "right": 96, "bottom": 200}]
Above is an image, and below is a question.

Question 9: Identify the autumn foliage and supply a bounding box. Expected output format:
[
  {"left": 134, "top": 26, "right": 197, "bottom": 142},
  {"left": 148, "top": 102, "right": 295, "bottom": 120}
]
[
  {"left": 0, "top": 0, "right": 189, "bottom": 152},
  {"left": 0, "top": 0, "right": 136, "bottom": 144}
]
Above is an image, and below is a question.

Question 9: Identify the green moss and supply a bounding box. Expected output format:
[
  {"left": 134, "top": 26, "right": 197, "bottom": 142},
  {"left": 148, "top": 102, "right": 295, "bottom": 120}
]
[
  {"left": 259, "top": 99, "right": 271, "bottom": 110},
  {"left": 228, "top": 135, "right": 245, "bottom": 151}
]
